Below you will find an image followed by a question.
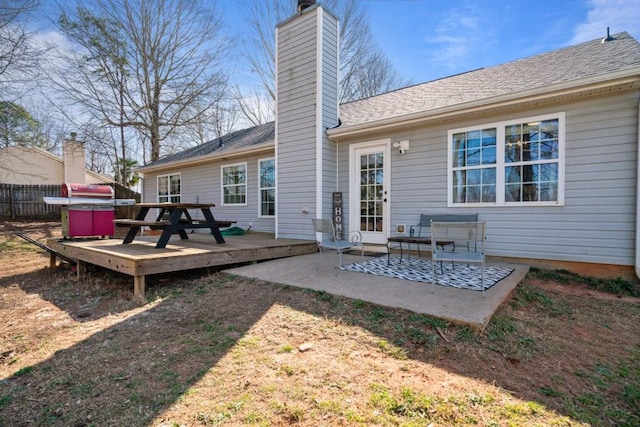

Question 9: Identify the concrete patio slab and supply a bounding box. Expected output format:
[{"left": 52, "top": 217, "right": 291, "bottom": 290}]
[{"left": 227, "top": 252, "right": 529, "bottom": 329}]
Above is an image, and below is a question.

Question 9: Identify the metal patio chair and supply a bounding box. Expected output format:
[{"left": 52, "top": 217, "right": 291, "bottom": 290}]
[
  {"left": 431, "top": 221, "right": 486, "bottom": 294},
  {"left": 311, "top": 218, "right": 364, "bottom": 267}
]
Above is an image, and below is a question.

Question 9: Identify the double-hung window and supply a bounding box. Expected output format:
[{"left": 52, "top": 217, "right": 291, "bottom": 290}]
[
  {"left": 449, "top": 113, "right": 564, "bottom": 206},
  {"left": 259, "top": 158, "right": 275, "bottom": 217},
  {"left": 222, "top": 162, "right": 247, "bottom": 205},
  {"left": 157, "top": 173, "right": 181, "bottom": 203}
]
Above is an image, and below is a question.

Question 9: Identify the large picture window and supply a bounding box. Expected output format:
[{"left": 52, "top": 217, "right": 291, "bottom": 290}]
[
  {"left": 222, "top": 163, "right": 247, "bottom": 205},
  {"left": 259, "top": 158, "right": 275, "bottom": 217},
  {"left": 157, "top": 173, "right": 181, "bottom": 203},
  {"left": 449, "top": 113, "right": 564, "bottom": 206}
]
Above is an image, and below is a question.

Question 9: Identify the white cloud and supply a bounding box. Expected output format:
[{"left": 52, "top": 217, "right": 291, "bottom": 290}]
[
  {"left": 424, "top": 7, "right": 486, "bottom": 72},
  {"left": 571, "top": 0, "right": 640, "bottom": 43}
]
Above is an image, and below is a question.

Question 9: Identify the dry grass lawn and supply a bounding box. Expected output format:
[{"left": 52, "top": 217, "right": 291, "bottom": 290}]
[{"left": 0, "top": 222, "right": 639, "bottom": 426}]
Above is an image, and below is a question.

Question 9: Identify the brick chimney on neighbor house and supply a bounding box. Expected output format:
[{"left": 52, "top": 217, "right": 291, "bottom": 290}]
[{"left": 62, "top": 132, "right": 86, "bottom": 184}]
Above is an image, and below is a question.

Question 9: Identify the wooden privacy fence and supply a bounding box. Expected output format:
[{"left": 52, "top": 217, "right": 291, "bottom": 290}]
[
  {"left": 0, "top": 183, "right": 140, "bottom": 220},
  {"left": 0, "top": 184, "right": 61, "bottom": 220}
]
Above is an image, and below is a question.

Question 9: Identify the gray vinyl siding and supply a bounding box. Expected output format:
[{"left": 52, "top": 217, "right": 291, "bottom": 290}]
[
  {"left": 276, "top": 6, "right": 338, "bottom": 240},
  {"left": 339, "top": 90, "right": 639, "bottom": 266},
  {"left": 140, "top": 151, "right": 275, "bottom": 233},
  {"left": 320, "top": 10, "right": 339, "bottom": 221}
]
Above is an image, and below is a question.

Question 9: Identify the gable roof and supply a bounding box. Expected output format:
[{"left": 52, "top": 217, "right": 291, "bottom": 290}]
[
  {"left": 334, "top": 31, "right": 640, "bottom": 134},
  {"left": 137, "top": 121, "right": 275, "bottom": 172},
  {"left": 139, "top": 32, "right": 640, "bottom": 170}
]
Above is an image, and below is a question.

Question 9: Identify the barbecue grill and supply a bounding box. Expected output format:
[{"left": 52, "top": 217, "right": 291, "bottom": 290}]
[{"left": 44, "top": 183, "right": 136, "bottom": 239}]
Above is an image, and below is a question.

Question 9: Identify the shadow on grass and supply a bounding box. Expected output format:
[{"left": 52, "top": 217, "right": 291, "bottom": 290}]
[{"left": 0, "top": 269, "right": 638, "bottom": 426}]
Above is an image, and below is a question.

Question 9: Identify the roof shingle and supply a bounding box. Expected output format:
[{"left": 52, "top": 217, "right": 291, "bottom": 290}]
[
  {"left": 339, "top": 32, "right": 640, "bottom": 127},
  {"left": 141, "top": 121, "right": 274, "bottom": 169}
]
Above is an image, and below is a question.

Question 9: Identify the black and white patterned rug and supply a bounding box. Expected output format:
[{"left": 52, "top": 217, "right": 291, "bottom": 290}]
[{"left": 340, "top": 256, "right": 513, "bottom": 291}]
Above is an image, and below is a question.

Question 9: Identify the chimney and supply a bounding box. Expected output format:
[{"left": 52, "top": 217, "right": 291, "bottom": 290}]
[
  {"left": 63, "top": 133, "right": 87, "bottom": 184},
  {"left": 276, "top": 3, "right": 339, "bottom": 239},
  {"left": 297, "top": 0, "right": 315, "bottom": 13}
]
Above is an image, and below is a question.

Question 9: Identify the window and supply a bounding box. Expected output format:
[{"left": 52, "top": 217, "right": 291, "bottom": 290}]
[
  {"left": 451, "top": 128, "right": 497, "bottom": 203},
  {"left": 449, "top": 113, "right": 563, "bottom": 206},
  {"left": 157, "top": 173, "right": 181, "bottom": 203},
  {"left": 222, "top": 163, "right": 247, "bottom": 205},
  {"left": 259, "top": 158, "right": 275, "bottom": 217}
]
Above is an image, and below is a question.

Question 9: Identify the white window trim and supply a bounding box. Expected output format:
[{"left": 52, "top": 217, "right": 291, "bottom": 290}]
[
  {"left": 221, "top": 162, "right": 248, "bottom": 206},
  {"left": 447, "top": 112, "right": 565, "bottom": 207},
  {"left": 258, "top": 157, "right": 275, "bottom": 218},
  {"left": 157, "top": 172, "right": 181, "bottom": 203}
]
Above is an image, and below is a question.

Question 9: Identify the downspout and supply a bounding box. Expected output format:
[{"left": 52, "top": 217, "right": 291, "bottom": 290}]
[{"left": 636, "top": 98, "right": 640, "bottom": 279}]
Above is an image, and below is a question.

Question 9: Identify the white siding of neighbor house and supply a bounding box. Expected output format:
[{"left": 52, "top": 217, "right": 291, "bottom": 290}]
[
  {"left": 140, "top": 151, "right": 275, "bottom": 233},
  {"left": 276, "top": 5, "right": 338, "bottom": 239},
  {"left": 0, "top": 145, "right": 112, "bottom": 185},
  {"left": 337, "top": 90, "right": 639, "bottom": 266}
]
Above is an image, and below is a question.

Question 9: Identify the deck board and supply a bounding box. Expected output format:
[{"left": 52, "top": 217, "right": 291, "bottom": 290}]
[{"left": 46, "top": 233, "right": 317, "bottom": 299}]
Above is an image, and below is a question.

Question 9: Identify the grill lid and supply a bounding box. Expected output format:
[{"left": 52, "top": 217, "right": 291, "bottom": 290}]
[{"left": 61, "top": 183, "right": 114, "bottom": 199}]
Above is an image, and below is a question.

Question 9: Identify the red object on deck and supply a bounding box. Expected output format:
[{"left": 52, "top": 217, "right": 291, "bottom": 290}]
[
  {"left": 61, "top": 183, "right": 114, "bottom": 198},
  {"left": 60, "top": 183, "right": 116, "bottom": 239}
]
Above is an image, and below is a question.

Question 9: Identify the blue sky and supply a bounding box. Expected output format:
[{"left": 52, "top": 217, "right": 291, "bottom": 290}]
[
  {"left": 31, "top": 0, "right": 640, "bottom": 89},
  {"left": 362, "top": 0, "right": 640, "bottom": 84}
]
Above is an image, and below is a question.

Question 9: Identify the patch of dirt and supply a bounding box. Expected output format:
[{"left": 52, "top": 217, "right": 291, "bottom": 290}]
[
  {"left": 529, "top": 277, "right": 640, "bottom": 303},
  {"left": 0, "top": 221, "right": 638, "bottom": 426}
]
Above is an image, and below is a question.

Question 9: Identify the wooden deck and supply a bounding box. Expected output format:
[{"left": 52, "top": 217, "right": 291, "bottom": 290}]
[{"left": 46, "top": 233, "right": 317, "bottom": 300}]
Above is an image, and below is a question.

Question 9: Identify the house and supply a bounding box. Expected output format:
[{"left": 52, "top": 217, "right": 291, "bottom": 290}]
[
  {"left": 136, "top": 2, "right": 640, "bottom": 280},
  {"left": 0, "top": 136, "right": 112, "bottom": 185}
]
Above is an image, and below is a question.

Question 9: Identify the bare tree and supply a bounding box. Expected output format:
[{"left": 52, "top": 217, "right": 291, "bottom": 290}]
[
  {"left": 0, "top": 0, "right": 43, "bottom": 88},
  {"left": 55, "top": 0, "right": 232, "bottom": 165},
  {"left": 180, "top": 82, "right": 240, "bottom": 146},
  {"left": 341, "top": 47, "right": 409, "bottom": 102},
  {"left": 55, "top": 6, "right": 133, "bottom": 184},
  {"left": 234, "top": 85, "right": 275, "bottom": 127},
  {"left": 239, "top": 0, "right": 411, "bottom": 123}
]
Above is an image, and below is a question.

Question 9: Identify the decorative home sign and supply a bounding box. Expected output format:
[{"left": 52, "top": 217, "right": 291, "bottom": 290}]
[{"left": 333, "top": 192, "right": 343, "bottom": 240}]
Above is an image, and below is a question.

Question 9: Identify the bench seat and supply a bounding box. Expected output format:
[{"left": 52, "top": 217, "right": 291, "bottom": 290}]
[
  {"left": 113, "top": 219, "right": 170, "bottom": 227},
  {"left": 115, "top": 219, "right": 236, "bottom": 228},
  {"left": 194, "top": 220, "right": 237, "bottom": 228}
]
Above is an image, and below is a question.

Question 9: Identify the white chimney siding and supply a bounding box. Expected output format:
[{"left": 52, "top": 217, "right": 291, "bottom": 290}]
[{"left": 275, "top": 3, "right": 339, "bottom": 239}]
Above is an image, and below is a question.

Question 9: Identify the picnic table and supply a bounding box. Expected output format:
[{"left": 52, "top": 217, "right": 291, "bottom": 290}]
[{"left": 113, "top": 202, "right": 227, "bottom": 249}]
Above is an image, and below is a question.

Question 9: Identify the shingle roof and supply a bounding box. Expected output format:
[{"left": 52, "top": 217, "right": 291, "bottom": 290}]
[
  {"left": 339, "top": 32, "right": 640, "bottom": 127},
  {"left": 140, "top": 121, "right": 274, "bottom": 169},
  {"left": 142, "top": 32, "right": 640, "bottom": 169}
]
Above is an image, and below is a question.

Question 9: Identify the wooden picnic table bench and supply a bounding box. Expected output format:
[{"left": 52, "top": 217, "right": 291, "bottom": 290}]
[{"left": 114, "top": 218, "right": 237, "bottom": 230}]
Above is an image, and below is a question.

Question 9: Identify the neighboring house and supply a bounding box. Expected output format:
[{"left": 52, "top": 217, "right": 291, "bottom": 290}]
[
  {"left": 136, "top": 3, "right": 640, "bottom": 279},
  {"left": 0, "top": 137, "right": 112, "bottom": 185}
]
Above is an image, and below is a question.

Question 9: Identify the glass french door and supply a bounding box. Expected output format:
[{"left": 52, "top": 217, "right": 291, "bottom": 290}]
[{"left": 350, "top": 141, "right": 390, "bottom": 245}]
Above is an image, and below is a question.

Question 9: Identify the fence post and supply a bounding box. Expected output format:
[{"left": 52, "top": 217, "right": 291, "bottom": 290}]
[{"left": 10, "top": 184, "right": 15, "bottom": 220}]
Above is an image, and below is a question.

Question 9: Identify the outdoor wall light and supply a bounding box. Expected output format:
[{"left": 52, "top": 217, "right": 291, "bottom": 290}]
[{"left": 393, "top": 140, "right": 410, "bottom": 154}]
